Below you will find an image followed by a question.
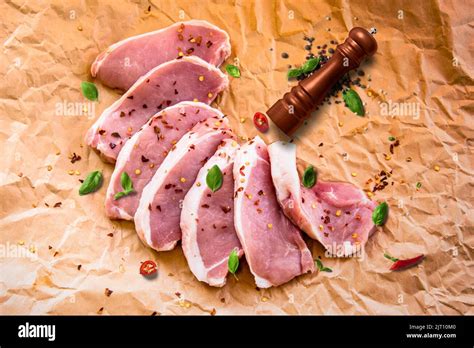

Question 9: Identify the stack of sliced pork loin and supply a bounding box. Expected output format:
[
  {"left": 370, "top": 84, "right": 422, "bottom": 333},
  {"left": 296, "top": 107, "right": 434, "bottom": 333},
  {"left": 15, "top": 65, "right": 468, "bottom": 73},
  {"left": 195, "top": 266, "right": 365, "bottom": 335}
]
[{"left": 87, "top": 20, "right": 376, "bottom": 288}]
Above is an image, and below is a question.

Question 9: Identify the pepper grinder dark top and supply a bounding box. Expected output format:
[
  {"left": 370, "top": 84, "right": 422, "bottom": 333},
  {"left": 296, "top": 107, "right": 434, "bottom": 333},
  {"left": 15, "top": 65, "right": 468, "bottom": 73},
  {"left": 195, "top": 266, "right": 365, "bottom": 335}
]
[{"left": 266, "top": 27, "right": 378, "bottom": 136}]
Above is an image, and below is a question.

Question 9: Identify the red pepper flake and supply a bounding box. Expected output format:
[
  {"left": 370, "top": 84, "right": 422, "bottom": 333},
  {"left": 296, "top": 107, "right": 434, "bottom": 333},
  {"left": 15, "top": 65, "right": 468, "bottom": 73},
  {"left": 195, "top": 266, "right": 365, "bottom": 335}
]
[
  {"left": 253, "top": 112, "right": 269, "bottom": 133},
  {"left": 195, "top": 36, "right": 202, "bottom": 46},
  {"left": 48, "top": 245, "right": 53, "bottom": 250},
  {"left": 107, "top": 233, "right": 113, "bottom": 237},
  {"left": 239, "top": 165, "right": 245, "bottom": 176},
  {"left": 127, "top": 95, "right": 134, "bottom": 99},
  {"left": 166, "top": 100, "right": 172, "bottom": 106},
  {"left": 77, "top": 264, "right": 82, "bottom": 270},
  {"left": 258, "top": 190, "right": 264, "bottom": 196},
  {"left": 141, "top": 155, "right": 150, "bottom": 162},
  {"left": 156, "top": 205, "right": 161, "bottom": 211},
  {"left": 206, "top": 40, "right": 213, "bottom": 48},
  {"left": 174, "top": 188, "right": 183, "bottom": 193},
  {"left": 142, "top": 104, "right": 148, "bottom": 109},
  {"left": 97, "top": 307, "right": 104, "bottom": 314},
  {"left": 140, "top": 260, "right": 158, "bottom": 276},
  {"left": 53, "top": 251, "right": 59, "bottom": 257},
  {"left": 165, "top": 184, "right": 172, "bottom": 189},
  {"left": 120, "top": 111, "right": 126, "bottom": 117},
  {"left": 221, "top": 205, "right": 231, "bottom": 213},
  {"left": 70, "top": 152, "right": 81, "bottom": 163},
  {"left": 210, "top": 308, "right": 216, "bottom": 316},
  {"left": 53, "top": 202, "right": 62, "bottom": 208},
  {"left": 175, "top": 291, "right": 181, "bottom": 298},
  {"left": 151, "top": 311, "right": 158, "bottom": 316},
  {"left": 174, "top": 89, "right": 179, "bottom": 95},
  {"left": 109, "top": 143, "right": 116, "bottom": 149},
  {"left": 104, "top": 288, "right": 113, "bottom": 297},
  {"left": 98, "top": 129, "right": 106, "bottom": 135},
  {"left": 111, "top": 132, "right": 121, "bottom": 138},
  {"left": 128, "top": 109, "right": 136, "bottom": 116},
  {"left": 201, "top": 204, "right": 210, "bottom": 208},
  {"left": 186, "top": 47, "right": 194, "bottom": 55},
  {"left": 154, "top": 126, "right": 161, "bottom": 134},
  {"left": 389, "top": 254, "right": 425, "bottom": 271}
]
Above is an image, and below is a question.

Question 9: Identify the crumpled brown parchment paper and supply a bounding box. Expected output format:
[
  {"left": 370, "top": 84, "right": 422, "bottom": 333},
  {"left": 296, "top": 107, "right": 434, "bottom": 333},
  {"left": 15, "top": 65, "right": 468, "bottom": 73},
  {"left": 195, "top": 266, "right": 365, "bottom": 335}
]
[{"left": 0, "top": 0, "right": 472, "bottom": 315}]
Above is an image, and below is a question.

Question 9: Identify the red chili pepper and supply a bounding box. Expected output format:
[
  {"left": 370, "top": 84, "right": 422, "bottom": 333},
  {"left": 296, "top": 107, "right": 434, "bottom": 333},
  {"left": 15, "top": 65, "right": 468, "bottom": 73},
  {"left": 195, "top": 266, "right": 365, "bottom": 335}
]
[
  {"left": 390, "top": 254, "right": 424, "bottom": 271},
  {"left": 140, "top": 260, "right": 157, "bottom": 276},
  {"left": 253, "top": 112, "right": 269, "bottom": 133}
]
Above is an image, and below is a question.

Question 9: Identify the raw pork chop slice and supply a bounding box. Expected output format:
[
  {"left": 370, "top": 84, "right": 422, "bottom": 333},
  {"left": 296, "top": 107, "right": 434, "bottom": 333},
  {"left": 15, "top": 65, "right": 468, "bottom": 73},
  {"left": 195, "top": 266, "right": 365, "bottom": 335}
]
[
  {"left": 181, "top": 139, "right": 243, "bottom": 287},
  {"left": 92, "top": 20, "right": 231, "bottom": 91},
  {"left": 233, "top": 137, "right": 314, "bottom": 288},
  {"left": 268, "top": 141, "right": 377, "bottom": 257},
  {"left": 85, "top": 56, "right": 228, "bottom": 163},
  {"left": 135, "top": 120, "right": 233, "bottom": 252},
  {"left": 105, "top": 102, "right": 224, "bottom": 220}
]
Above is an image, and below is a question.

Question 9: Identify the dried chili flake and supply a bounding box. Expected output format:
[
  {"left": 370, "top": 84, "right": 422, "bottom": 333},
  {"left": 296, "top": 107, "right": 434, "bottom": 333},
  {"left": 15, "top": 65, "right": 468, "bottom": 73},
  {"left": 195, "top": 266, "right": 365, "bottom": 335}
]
[
  {"left": 221, "top": 205, "right": 231, "bottom": 213},
  {"left": 77, "top": 265, "right": 82, "bottom": 270},
  {"left": 109, "top": 143, "right": 116, "bottom": 149},
  {"left": 141, "top": 155, "right": 150, "bottom": 162},
  {"left": 127, "top": 95, "right": 134, "bottom": 100},
  {"left": 70, "top": 153, "right": 82, "bottom": 163},
  {"left": 111, "top": 132, "right": 121, "bottom": 138},
  {"left": 156, "top": 205, "right": 161, "bottom": 211},
  {"left": 107, "top": 233, "right": 113, "bottom": 237},
  {"left": 105, "top": 288, "right": 113, "bottom": 297},
  {"left": 53, "top": 202, "right": 62, "bottom": 208},
  {"left": 98, "top": 129, "right": 106, "bottom": 135},
  {"left": 206, "top": 40, "right": 213, "bottom": 48},
  {"left": 201, "top": 204, "right": 210, "bottom": 208},
  {"left": 164, "top": 184, "right": 172, "bottom": 189}
]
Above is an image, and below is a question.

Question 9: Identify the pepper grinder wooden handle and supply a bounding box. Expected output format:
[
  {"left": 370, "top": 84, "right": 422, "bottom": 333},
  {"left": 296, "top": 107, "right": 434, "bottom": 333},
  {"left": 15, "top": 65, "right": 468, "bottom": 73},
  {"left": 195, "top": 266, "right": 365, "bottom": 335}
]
[{"left": 266, "top": 27, "right": 378, "bottom": 136}]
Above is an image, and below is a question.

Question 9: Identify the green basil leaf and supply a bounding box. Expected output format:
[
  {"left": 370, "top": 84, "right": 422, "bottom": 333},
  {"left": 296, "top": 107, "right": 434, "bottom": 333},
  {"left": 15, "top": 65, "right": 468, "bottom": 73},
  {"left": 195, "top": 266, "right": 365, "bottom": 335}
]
[
  {"left": 302, "top": 165, "right": 317, "bottom": 188},
  {"left": 416, "top": 182, "right": 422, "bottom": 189},
  {"left": 228, "top": 249, "right": 239, "bottom": 280},
  {"left": 114, "top": 188, "right": 134, "bottom": 200},
  {"left": 301, "top": 57, "right": 320, "bottom": 74},
  {"left": 384, "top": 253, "right": 399, "bottom": 262},
  {"left": 114, "top": 172, "right": 134, "bottom": 200},
  {"left": 225, "top": 64, "right": 241, "bottom": 78},
  {"left": 79, "top": 170, "right": 103, "bottom": 195},
  {"left": 315, "top": 259, "right": 332, "bottom": 272},
  {"left": 81, "top": 81, "right": 98, "bottom": 101},
  {"left": 287, "top": 68, "right": 303, "bottom": 79},
  {"left": 120, "top": 172, "right": 133, "bottom": 192},
  {"left": 206, "top": 165, "right": 223, "bottom": 192},
  {"left": 372, "top": 202, "right": 389, "bottom": 226},
  {"left": 342, "top": 89, "right": 365, "bottom": 116},
  {"left": 388, "top": 136, "right": 396, "bottom": 141}
]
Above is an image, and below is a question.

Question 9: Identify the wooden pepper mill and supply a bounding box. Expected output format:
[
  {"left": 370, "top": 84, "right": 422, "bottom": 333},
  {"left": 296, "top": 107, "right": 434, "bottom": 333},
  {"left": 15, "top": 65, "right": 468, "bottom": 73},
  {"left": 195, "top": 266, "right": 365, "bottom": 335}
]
[{"left": 266, "top": 27, "right": 378, "bottom": 136}]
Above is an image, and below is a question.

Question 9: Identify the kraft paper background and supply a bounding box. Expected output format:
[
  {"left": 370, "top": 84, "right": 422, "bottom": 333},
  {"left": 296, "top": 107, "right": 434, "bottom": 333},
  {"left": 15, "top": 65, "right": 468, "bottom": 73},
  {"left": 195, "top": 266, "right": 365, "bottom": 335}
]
[{"left": 0, "top": 0, "right": 472, "bottom": 315}]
